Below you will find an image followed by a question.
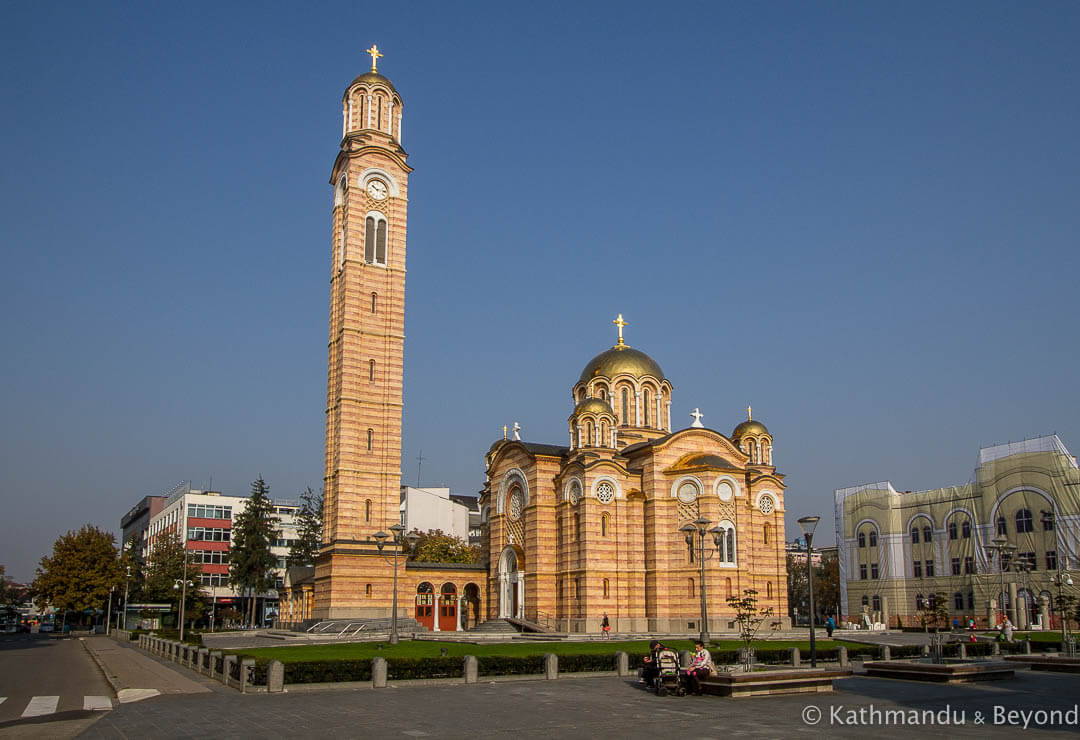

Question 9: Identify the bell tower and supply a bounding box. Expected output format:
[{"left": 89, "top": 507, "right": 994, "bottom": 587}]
[{"left": 315, "top": 47, "right": 412, "bottom": 618}]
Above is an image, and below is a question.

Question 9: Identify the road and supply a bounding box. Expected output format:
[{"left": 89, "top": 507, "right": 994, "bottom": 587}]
[{"left": 0, "top": 634, "right": 112, "bottom": 737}]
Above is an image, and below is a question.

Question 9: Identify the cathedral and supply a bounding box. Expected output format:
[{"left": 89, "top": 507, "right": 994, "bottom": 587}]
[
  {"left": 481, "top": 319, "right": 790, "bottom": 632},
  {"left": 311, "top": 51, "right": 790, "bottom": 633}
]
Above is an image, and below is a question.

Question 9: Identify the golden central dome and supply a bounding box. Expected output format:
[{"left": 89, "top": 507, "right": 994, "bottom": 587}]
[{"left": 578, "top": 344, "right": 666, "bottom": 384}]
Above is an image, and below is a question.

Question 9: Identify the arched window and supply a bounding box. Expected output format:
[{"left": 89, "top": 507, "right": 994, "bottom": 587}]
[
  {"left": 371, "top": 292, "right": 377, "bottom": 313},
  {"left": 962, "top": 520, "right": 971, "bottom": 538},
  {"left": 861, "top": 595, "right": 869, "bottom": 607},
  {"left": 872, "top": 595, "right": 881, "bottom": 611},
  {"left": 954, "top": 592, "right": 964, "bottom": 610},
  {"left": 869, "top": 531, "right": 878, "bottom": 547},
  {"left": 584, "top": 420, "right": 594, "bottom": 447},
  {"left": 922, "top": 526, "right": 932, "bottom": 543},
  {"left": 603, "top": 578, "right": 609, "bottom": 598},
  {"left": 948, "top": 522, "right": 958, "bottom": 540},
  {"left": 726, "top": 529, "right": 734, "bottom": 562},
  {"left": 968, "top": 591, "right": 975, "bottom": 610},
  {"left": 597, "top": 387, "right": 606, "bottom": 400},
  {"left": 643, "top": 388, "right": 650, "bottom": 426},
  {"left": 365, "top": 583, "right": 372, "bottom": 596},
  {"left": 364, "top": 214, "right": 388, "bottom": 265},
  {"left": 762, "top": 442, "right": 771, "bottom": 464},
  {"left": 763, "top": 524, "right": 770, "bottom": 545},
  {"left": 911, "top": 527, "right": 919, "bottom": 544},
  {"left": 916, "top": 594, "right": 924, "bottom": 610},
  {"left": 858, "top": 532, "right": 866, "bottom": 548},
  {"left": 369, "top": 359, "right": 376, "bottom": 382},
  {"left": 688, "top": 578, "right": 695, "bottom": 598},
  {"left": 367, "top": 428, "right": 374, "bottom": 451},
  {"left": 927, "top": 593, "right": 937, "bottom": 609},
  {"left": 365, "top": 499, "right": 371, "bottom": 523},
  {"left": 1015, "top": 509, "right": 1033, "bottom": 533},
  {"left": 600, "top": 421, "right": 608, "bottom": 447},
  {"left": 766, "top": 582, "right": 773, "bottom": 598},
  {"left": 748, "top": 439, "right": 758, "bottom": 463},
  {"left": 620, "top": 389, "right": 629, "bottom": 424},
  {"left": 996, "top": 516, "right": 1007, "bottom": 535}
]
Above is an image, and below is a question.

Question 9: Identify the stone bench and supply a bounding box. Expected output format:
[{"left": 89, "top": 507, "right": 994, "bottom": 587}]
[
  {"left": 1003, "top": 655, "right": 1080, "bottom": 673},
  {"left": 864, "top": 661, "right": 1014, "bottom": 683},
  {"left": 700, "top": 668, "right": 852, "bottom": 698}
]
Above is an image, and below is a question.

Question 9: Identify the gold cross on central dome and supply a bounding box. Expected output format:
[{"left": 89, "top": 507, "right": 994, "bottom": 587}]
[
  {"left": 366, "top": 44, "right": 383, "bottom": 73},
  {"left": 613, "top": 313, "right": 627, "bottom": 346},
  {"left": 747, "top": 404, "right": 752, "bottom": 421}
]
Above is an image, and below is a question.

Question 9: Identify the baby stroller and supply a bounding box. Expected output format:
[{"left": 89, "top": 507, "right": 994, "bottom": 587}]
[{"left": 654, "top": 648, "right": 684, "bottom": 696}]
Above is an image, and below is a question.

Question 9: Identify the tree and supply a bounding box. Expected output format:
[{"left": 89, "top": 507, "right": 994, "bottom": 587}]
[
  {"left": 786, "top": 554, "right": 809, "bottom": 624},
  {"left": 917, "top": 592, "right": 950, "bottom": 632},
  {"left": 406, "top": 530, "right": 482, "bottom": 564},
  {"left": 1, "top": 566, "right": 24, "bottom": 620},
  {"left": 32, "top": 525, "right": 122, "bottom": 625},
  {"left": 119, "top": 534, "right": 147, "bottom": 604},
  {"left": 815, "top": 554, "right": 841, "bottom": 619},
  {"left": 726, "top": 588, "right": 775, "bottom": 671},
  {"left": 230, "top": 476, "right": 279, "bottom": 627},
  {"left": 287, "top": 487, "right": 323, "bottom": 567},
  {"left": 143, "top": 532, "right": 205, "bottom": 628}
]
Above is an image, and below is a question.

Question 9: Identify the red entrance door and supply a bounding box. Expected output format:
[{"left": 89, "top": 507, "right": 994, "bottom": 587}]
[
  {"left": 439, "top": 584, "right": 457, "bottom": 631},
  {"left": 415, "top": 583, "right": 434, "bottom": 630}
]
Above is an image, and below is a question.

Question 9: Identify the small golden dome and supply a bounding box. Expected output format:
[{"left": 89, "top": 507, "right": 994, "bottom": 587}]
[
  {"left": 348, "top": 71, "right": 399, "bottom": 98},
  {"left": 578, "top": 345, "right": 666, "bottom": 384},
  {"left": 732, "top": 419, "right": 770, "bottom": 439},
  {"left": 573, "top": 397, "right": 614, "bottom": 417}
]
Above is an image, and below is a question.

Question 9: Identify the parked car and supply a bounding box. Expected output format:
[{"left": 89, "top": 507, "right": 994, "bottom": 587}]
[{"left": 38, "top": 622, "right": 54, "bottom": 633}]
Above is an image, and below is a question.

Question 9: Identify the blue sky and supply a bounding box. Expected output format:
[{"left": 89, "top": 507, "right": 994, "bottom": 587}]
[{"left": 2, "top": 1, "right": 1078, "bottom": 580}]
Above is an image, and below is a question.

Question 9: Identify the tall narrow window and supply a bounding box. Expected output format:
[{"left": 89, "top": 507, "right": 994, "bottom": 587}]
[
  {"left": 377, "top": 96, "right": 383, "bottom": 129},
  {"left": 365, "top": 216, "right": 375, "bottom": 262},
  {"left": 369, "top": 359, "right": 376, "bottom": 382},
  {"left": 996, "top": 516, "right": 1007, "bottom": 536},
  {"left": 601, "top": 514, "right": 608, "bottom": 537},
  {"left": 726, "top": 529, "right": 734, "bottom": 562},
  {"left": 371, "top": 292, "right": 377, "bottom": 313},
  {"left": 365, "top": 499, "right": 371, "bottom": 523},
  {"left": 858, "top": 532, "right": 865, "bottom": 548},
  {"left": 766, "top": 582, "right": 772, "bottom": 598},
  {"left": 962, "top": 520, "right": 971, "bottom": 538},
  {"left": 1015, "top": 509, "right": 1033, "bottom": 533},
  {"left": 621, "top": 389, "right": 629, "bottom": 424},
  {"left": 748, "top": 439, "right": 757, "bottom": 462},
  {"left": 367, "top": 428, "right": 374, "bottom": 451},
  {"left": 603, "top": 578, "right": 609, "bottom": 598},
  {"left": 339, "top": 226, "right": 346, "bottom": 268},
  {"left": 869, "top": 531, "right": 878, "bottom": 547},
  {"left": 688, "top": 578, "right": 695, "bottom": 598},
  {"left": 763, "top": 524, "right": 770, "bottom": 545},
  {"left": 366, "top": 583, "right": 372, "bottom": 596},
  {"left": 643, "top": 389, "right": 650, "bottom": 426},
  {"left": 376, "top": 219, "right": 387, "bottom": 264},
  {"left": 584, "top": 420, "right": 594, "bottom": 446}
]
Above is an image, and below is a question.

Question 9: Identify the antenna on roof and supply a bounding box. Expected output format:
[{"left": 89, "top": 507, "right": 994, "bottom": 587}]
[{"left": 416, "top": 450, "right": 424, "bottom": 487}]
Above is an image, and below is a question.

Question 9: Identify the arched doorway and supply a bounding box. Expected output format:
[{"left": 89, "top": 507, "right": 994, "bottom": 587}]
[
  {"left": 498, "top": 547, "right": 523, "bottom": 619},
  {"left": 439, "top": 583, "right": 458, "bottom": 632},
  {"left": 463, "top": 583, "right": 481, "bottom": 629},
  {"left": 415, "top": 582, "right": 434, "bottom": 630}
]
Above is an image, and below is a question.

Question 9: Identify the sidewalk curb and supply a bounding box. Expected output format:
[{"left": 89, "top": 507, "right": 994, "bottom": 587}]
[{"left": 80, "top": 637, "right": 124, "bottom": 697}]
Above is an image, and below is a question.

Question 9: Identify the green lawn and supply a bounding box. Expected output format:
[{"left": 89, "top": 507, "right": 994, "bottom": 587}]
[{"left": 227, "top": 638, "right": 857, "bottom": 663}]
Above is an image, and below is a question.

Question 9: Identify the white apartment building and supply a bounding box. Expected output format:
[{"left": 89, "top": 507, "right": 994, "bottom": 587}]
[
  {"left": 145, "top": 483, "right": 299, "bottom": 619},
  {"left": 399, "top": 486, "right": 476, "bottom": 542}
]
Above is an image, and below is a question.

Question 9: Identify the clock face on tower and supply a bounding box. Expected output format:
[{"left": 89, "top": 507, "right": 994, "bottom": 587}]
[{"left": 367, "top": 180, "right": 388, "bottom": 200}]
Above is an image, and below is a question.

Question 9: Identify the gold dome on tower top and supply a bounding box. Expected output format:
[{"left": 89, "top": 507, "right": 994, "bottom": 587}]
[
  {"left": 573, "top": 397, "right": 615, "bottom": 417},
  {"left": 578, "top": 345, "right": 666, "bottom": 384}
]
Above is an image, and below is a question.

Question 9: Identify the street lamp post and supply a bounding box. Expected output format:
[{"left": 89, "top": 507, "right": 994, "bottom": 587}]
[
  {"left": 105, "top": 585, "right": 115, "bottom": 636},
  {"left": 985, "top": 535, "right": 1016, "bottom": 626},
  {"left": 679, "top": 517, "right": 726, "bottom": 644},
  {"left": 797, "top": 516, "right": 821, "bottom": 668},
  {"left": 372, "top": 524, "right": 421, "bottom": 645},
  {"left": 117, "top": 565, "right": 131, "bottom": 632},
  {"left": 1051, "top": 571, "right": 1074, "bottom": 655},
  {"left": 173, "top": 578, "right": 193, "bottom": 641}
]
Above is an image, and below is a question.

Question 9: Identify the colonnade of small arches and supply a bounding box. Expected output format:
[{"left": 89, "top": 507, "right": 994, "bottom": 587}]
[
  {"left": 572, "top": 375, "right": 673, "bottom": 432},
  {"left": 342, "top": 82, "right": 403, "bottom": 140}
]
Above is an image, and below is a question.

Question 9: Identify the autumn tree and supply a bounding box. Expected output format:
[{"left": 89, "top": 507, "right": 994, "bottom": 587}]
[
  {"left": 406, "top": 530, "right": 481, "bottom": 564},
  {"left": 32, "top": 525, "right": 122, "bottom": 625},
  {"left": 727, "top": 588, "right": 775, "bottom": 671},
  {"left": 230, "top": 477, "right": 278, "bottom": 626},
  {"left": 1, "top": 565, "right": 24, "bottom": 620},
  {"left": 287, "top": 487, "right": 323, "bottom": 567}
]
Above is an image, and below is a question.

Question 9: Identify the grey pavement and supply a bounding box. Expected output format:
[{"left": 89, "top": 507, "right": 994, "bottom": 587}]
[
  {"left": 79, "top": 636, "right": 214, "bottom": 697},
  {"left": 79, "top": 668, "right": 1080, "bottom": 739}
]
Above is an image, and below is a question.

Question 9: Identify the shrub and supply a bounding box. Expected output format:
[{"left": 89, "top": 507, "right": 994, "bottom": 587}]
[
  {"left": 387, "top": 657, "right": 463, "bottom": 680},
  {"left": 557, "top": 653, "right": 618, "bottom": 673},
  {"left": 477, "top": 655, "right": 545, "bottom": 676},
  {"left": 283, "top": 659, "right": 371, "bottom": 684}
]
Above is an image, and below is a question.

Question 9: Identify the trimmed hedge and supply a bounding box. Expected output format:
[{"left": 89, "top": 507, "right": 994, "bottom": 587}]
[
  {"left": 283, "top": 659, "right": 371, "bottom": 684},
  {"left": 388, "top": 657, "right": 463, "bottom": 680},
  {"left": 477, "top": 655, "right": 545, "bottom": 676},
  {"left": 558, "top": 653, "right": 618, "bottom": 673}
]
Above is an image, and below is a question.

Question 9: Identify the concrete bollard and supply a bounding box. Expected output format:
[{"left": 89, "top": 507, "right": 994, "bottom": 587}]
[
  {"left": 1024, "top": 639, "right": 1032, "bottom": 655},
  {"left": 959, "top": 643, "right": 967, "bottom": 660},
  {"left": 790, "top": 647, "right": 801, "bottom": 667},
  {"left": 224, "top": 655, "right": 237, "bottom": 686},
  {"left": 880, "top": 645, "right": 891, "bottom": 661},
  {"left": 463, "top": 655, "right": 478, "bottom": 684},
  {"left": 372, "top": 657, "right": 387, "bottom": 688},
  {"left": 240, "top": 658, "right": 256, "bottom": 693},
  {"left": 198, "top": 648, "right": 210, "bottom": 675},
  {"left": 210, "top": 651, "right": 223, "bottom": 680},
  {"left": 544, "top": 653, "right": 558, "bottom": 680},
  {"left": 921, "top": 645, "right": 930, "bottom": 658},
  {"left": 838, "top": 646, "right": 849, "bottom": 668},
  {"left": 267, "top": 660, "right": 284, "bottom": 693},
  {"left": 615, "top": 651, "right": 629, "bottom": 677},
  {"left": 993, "top": 642, "right": 1001, "bottom": 656}
]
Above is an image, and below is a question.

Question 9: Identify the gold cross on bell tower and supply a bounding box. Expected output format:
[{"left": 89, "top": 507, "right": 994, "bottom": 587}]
[
  {"left": 613, "top": 313, "right": 627, "bottom": 346},
  {"left": 366, "top": 44, "right": 383, "bottom": 73}
]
